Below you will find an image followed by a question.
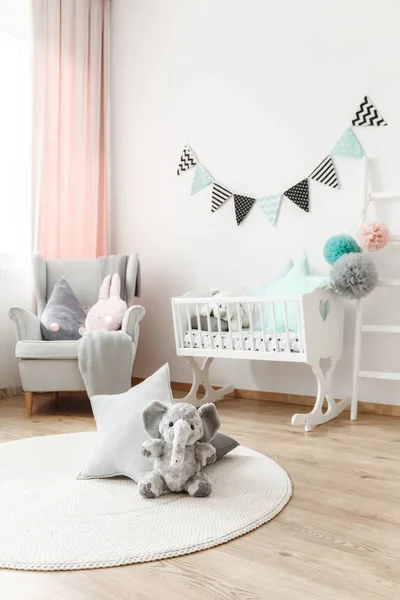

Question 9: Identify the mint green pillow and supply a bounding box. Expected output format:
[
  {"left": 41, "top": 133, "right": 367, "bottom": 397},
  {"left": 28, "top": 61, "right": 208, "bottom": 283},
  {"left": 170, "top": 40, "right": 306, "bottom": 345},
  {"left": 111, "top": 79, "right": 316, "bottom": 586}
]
[{"left": 258, "top": 255, "right": 330, "bottom": 333}]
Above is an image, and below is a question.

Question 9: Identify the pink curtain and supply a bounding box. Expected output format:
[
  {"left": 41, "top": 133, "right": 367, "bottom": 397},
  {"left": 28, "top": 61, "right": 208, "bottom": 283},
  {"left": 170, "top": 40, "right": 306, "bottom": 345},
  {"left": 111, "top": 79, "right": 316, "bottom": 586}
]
[{"left": 32, "top": 0, "right": 110, "bottom": 259}]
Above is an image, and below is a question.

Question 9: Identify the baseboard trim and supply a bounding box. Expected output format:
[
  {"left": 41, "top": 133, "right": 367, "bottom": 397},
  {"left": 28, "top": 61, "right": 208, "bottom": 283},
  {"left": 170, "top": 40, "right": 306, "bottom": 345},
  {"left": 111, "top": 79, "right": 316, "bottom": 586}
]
[{"left": 132, "top": 377, "right": 400, "bottom": 418}]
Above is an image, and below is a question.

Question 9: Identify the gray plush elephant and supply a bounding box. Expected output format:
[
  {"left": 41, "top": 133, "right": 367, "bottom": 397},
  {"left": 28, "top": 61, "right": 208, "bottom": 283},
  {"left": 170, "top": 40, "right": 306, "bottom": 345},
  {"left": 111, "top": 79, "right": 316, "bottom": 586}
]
[{"left": 139, "top": 401, "right": 220, "bottom": 498}]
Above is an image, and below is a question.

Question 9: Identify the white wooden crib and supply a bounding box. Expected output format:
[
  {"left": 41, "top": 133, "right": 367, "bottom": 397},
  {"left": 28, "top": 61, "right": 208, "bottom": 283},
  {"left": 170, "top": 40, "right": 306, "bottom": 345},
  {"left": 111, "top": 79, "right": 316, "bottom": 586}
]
[{"left": 171, "top": 288, "right": 349, "bottom": 431}]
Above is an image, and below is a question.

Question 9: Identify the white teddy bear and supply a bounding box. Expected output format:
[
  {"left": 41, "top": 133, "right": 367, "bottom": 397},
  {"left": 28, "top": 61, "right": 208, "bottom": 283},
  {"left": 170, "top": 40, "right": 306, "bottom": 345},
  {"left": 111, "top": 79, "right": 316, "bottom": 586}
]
[{"left": 199, "top": 291, "right": 249, "bottom": 330}]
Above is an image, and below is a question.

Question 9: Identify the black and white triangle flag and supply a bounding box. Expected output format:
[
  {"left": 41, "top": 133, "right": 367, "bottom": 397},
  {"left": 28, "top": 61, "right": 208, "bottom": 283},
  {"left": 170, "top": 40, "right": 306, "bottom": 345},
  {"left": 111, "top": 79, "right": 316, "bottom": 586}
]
[
  {"left": 284, "top": 179, "right": 309, "bottom": 212},
  {"left": 309, "top": 155, "right": 339, "bottom": 189},
  {"left": 177, "top": 145, "right": 197, "bottom": 175},
  {"left": 211, "top": 183, "right": 232, "bottom": 212},
  {"left": 351, "top": 96, "right": 388, "bottom": 126},
  {"left": 234, "top": 195, "right": 256, "bottom": 225}
]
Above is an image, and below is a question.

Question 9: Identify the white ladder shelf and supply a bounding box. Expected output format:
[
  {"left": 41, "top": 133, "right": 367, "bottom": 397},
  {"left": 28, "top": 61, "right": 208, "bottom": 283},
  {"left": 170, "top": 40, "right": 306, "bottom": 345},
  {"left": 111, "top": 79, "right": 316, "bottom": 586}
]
[{"left": 351, "top": 159, "right": 400, "bottom": 420}]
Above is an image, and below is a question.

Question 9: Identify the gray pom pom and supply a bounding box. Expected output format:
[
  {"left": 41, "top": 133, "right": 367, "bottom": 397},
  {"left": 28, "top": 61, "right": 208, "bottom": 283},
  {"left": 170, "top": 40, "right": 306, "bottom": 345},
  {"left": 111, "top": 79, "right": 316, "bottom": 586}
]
[{"left": 330, "top": 252, "right": 378, "bottom": 300}]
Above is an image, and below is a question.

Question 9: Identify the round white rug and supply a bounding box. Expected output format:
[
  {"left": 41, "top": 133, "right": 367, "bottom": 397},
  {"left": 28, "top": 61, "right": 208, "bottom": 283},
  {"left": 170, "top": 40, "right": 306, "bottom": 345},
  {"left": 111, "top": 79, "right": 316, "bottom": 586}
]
[{"left": 0, "top": 432, "right": 291, "bottom": 571}]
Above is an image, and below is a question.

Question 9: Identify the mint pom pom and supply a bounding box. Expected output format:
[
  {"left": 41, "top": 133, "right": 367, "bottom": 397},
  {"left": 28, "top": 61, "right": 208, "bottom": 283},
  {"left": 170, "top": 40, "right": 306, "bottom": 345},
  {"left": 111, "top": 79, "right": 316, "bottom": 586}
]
[{"left": 324, "top": 234, "right": 361, "bottom": 265}]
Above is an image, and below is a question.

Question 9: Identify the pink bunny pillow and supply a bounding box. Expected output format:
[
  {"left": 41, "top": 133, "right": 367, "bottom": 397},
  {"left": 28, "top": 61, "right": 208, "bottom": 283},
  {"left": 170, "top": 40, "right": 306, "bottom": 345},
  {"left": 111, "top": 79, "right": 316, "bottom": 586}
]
[{"left": 79, "top": 273, "right": 127, "bottom": 335}]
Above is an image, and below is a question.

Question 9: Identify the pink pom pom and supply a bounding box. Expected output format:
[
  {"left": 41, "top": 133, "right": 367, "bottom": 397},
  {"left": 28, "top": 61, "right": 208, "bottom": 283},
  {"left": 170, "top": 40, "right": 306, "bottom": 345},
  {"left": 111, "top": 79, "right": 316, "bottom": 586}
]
[
  {"left": 50, "top": 323, "right": 60, "bottom": 332},
  {"left": 356, "top": 221, "right": 389, "bottom": 252}
]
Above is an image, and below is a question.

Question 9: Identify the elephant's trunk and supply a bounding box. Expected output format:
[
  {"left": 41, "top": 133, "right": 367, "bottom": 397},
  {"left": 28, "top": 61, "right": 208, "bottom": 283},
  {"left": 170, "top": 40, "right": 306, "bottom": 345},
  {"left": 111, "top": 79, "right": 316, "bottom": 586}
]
[{"left": 171, "top": 419, "right": 191, "bottom": 467}]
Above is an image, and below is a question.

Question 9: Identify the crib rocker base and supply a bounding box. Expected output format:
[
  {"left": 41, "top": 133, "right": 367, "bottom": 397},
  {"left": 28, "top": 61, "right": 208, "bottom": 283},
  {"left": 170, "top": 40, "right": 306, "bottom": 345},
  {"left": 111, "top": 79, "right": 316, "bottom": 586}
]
[
  {"left": 291, "top": 358, "right": 350, "bottom": 432},
  {"left": 181, "top": 355, "right": 349, "bottom": 432},
  {"left": 180, "top": 356, "right": 234, "bottom": 407}
]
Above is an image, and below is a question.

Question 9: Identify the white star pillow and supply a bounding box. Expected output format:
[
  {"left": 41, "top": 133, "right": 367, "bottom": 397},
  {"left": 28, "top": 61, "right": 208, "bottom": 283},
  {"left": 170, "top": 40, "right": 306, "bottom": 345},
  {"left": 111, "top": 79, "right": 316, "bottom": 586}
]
[{"left": 78, "top": 364, "right": 173, "bottom": 482}]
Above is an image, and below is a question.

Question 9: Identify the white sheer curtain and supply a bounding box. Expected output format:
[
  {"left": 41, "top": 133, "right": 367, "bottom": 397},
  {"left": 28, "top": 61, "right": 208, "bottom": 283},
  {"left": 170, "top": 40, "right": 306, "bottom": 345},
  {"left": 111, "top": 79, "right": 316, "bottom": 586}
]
[{"left": 0, "top": 0, "right": 32, "bottom": 392}]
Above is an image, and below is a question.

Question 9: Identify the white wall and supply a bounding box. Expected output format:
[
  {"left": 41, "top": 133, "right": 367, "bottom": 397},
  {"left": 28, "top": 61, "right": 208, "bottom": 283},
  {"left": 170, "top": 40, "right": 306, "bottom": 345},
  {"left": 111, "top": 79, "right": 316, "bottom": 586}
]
[{"left": 110, "top": 0, "right": 400, "bottom": 405}]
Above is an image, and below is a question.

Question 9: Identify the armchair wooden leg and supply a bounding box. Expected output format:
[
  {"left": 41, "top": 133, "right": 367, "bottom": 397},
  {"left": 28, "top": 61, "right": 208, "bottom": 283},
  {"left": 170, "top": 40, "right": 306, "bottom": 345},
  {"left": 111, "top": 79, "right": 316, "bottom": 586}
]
[
  {"left": 54, "top": 391, "right": 59, "bottom": 410},
  {"left": 25, "top": 392, "right": 33, "bottom": 416}
]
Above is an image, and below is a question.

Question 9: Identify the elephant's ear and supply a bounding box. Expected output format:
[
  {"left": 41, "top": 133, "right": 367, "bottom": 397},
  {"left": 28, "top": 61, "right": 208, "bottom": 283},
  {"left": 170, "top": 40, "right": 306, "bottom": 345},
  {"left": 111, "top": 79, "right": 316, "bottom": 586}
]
[
  {"left": 198, "top": 403, "right": 220, "bottom": 442},
  {"left": 142, "top": 401, "right": 169, "bottom": 439}
]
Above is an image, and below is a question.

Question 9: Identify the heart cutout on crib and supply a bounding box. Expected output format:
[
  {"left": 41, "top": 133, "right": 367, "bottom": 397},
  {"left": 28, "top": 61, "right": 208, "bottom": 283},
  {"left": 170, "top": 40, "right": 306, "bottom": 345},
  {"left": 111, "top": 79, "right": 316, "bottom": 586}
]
[{"left": 319, "top": 300, "right": 330, "bottom": 322}]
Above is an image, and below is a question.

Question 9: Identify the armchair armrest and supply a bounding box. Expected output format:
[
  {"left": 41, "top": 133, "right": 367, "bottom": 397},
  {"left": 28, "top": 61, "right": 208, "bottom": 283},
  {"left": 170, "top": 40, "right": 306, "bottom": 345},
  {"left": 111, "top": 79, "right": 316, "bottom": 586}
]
[
  {"left": 9, "top": 306, "right": 42, "bottom": 341},
  {"left": 121, "top": 305, "right": 145, "bottom": 345}
]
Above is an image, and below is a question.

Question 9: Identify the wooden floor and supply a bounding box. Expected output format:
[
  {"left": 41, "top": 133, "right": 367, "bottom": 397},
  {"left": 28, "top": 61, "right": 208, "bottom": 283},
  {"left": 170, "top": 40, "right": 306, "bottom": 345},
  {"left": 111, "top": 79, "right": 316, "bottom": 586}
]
[{"left": 0, "top": 393, "right": 399, "bottom": 600}]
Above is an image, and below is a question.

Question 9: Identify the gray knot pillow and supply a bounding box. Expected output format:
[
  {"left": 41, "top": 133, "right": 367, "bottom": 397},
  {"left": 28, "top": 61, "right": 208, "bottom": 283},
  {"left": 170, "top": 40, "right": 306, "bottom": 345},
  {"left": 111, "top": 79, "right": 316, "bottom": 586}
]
[{"left": 41, "top": 277, "right": 86, "bottom": 341}]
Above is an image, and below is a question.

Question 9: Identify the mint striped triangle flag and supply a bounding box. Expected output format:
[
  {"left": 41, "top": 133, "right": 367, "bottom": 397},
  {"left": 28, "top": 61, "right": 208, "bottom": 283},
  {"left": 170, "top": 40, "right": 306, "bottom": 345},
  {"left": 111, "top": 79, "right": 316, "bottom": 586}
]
[{"left": 258, "top": 194, "right": 282, "bottom": 226}]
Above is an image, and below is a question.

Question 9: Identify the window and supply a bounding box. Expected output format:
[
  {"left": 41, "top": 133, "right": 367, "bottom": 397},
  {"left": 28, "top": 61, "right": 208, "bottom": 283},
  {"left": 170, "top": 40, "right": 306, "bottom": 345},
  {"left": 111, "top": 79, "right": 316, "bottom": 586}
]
[
  {"left": 0, "top": 1, "right": 32, "bottom": 391},
  {"left": 0, "top": 2, "right": 31, "bottom": 254}
]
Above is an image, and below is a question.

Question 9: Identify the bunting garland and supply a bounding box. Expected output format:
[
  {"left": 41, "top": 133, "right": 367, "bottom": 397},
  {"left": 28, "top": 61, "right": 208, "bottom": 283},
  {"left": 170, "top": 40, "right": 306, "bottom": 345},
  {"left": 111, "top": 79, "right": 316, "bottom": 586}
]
[
  {"left": 258, "top": 194, "right": 282, "bottom": 226},
  {"left": 234, "top": 195, "right": 256, "bottom": 225},
  {"left": 211, "top": 183, "right": 232, "bottom": 212},
  {"left": 352, "top": 96, "right": 388, "bottom": 127},
  {"left": 176, "top": 94, "right": 387, "bottom": 227},
  {"left": 331, "top": 128, "right": 365, "bottom": 159},
  {"left": 284, "top": 179, "right": 309, "bottom": 213},
  {"left": 309, "top": 155, "right": 339, "bottom": 189},
  {"left": 177, "top": 145, "right": 197, "bottom": 175},
  {"left": 191, "top": 165, "right": 213, "bottom": 195}
]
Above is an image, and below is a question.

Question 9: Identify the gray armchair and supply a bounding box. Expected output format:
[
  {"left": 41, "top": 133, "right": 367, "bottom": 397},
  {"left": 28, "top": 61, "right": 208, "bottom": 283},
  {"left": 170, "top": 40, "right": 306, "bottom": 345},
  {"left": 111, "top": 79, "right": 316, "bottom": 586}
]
[{"left": 9, "top": 253, "right": 145, "bottom": 415}]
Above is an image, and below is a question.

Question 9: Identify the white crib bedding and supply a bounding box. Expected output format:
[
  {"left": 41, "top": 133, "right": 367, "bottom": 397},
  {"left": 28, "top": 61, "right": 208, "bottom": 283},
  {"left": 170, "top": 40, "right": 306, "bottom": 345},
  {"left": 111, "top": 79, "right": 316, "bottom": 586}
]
[{"left": 183, "top": 330, "right": 301, "bottom": 353}]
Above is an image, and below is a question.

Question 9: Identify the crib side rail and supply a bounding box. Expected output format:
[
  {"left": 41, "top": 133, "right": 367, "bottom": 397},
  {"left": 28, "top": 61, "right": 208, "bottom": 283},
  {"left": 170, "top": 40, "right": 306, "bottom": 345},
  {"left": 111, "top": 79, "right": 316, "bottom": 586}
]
[
  {"left": 173, "top": 295, "right": 303, "bottom": 304},
  {"left": 171, "top": 294, "right": 306, "bottom": 357}
]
